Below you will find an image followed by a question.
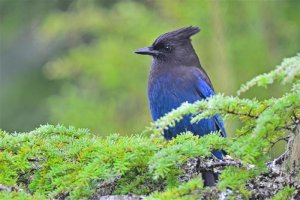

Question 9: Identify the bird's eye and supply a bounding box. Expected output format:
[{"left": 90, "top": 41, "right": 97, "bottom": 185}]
[{"left": 164, "top": 45, "right": 171, "bottom": 52}]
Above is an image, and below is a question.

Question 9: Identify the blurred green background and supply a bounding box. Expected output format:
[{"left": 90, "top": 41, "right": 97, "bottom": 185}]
[{"left": 1, "top": 0, "right": 300, "bottom": 136}]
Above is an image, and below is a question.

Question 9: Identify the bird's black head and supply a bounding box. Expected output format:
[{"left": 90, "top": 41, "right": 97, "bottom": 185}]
[{"left": 134, "top": 26, "right": 200, "bottom": 64}]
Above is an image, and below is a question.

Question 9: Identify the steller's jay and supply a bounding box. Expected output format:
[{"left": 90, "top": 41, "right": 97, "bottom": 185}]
[{"left": 134, "top": 26, "right": 226, "bottom": 186}]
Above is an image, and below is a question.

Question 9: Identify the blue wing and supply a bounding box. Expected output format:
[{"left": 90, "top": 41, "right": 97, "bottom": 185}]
[
  {"left": 148, "top": 67, "right": 226, "bottom": 159},
  {"left": 158, "top": 67, "right": 226, "bottom": 138},
  {"left": 193, "top": 72, "right": 227, "bottom": 138}
]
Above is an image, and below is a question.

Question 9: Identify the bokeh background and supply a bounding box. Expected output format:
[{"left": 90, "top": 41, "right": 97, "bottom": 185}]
[{"left": 1, "top": 0, "right": 300, "bottom": 136}]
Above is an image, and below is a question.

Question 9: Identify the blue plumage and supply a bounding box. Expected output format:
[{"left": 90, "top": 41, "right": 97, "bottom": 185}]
[
  {"left": 148, "top": 66, "right": 226, "bottom": 159},
  {"left": 135, "top": 26, "right": 226, "bottom": 186}
]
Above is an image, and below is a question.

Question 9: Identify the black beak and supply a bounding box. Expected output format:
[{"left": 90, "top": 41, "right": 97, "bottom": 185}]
[{"left": 134, "top": 47, "right": 159, "bottom": 56}]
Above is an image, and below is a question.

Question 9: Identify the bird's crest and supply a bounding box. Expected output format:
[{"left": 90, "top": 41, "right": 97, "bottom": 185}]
[{"left": 153, "top": 26, "right": 200, "bottom": 45}]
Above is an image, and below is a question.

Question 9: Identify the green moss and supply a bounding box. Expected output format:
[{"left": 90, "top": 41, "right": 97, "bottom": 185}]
[
  {"left": 146, "top": 178, "right": 204, "bottom": 200},
  {"left": 0, "top": 54, "right": 299, "bottom": 199},
  {"left": 0, "top": 190, "right": 44, "bottom": 200},
  {"left": 271, "top": 186, "right": 295, "bottom": 200}
]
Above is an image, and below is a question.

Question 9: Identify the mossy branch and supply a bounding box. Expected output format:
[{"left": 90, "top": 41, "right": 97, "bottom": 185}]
[{"left": 1, "top": 54, "right": 300, "bottom": 199}]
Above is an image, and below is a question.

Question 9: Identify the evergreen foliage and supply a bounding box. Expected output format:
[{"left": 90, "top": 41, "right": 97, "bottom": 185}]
[{"left": 0, "top": 55, "right": 299, "bottom": 199}]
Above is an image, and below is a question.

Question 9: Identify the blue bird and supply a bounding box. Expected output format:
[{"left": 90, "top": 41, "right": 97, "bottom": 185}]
[{"left": 134, "top": 26, "right": 226, "bottom": 186}]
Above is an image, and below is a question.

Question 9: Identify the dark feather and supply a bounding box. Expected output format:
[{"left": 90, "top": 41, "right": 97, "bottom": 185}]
[{"left": 153, "top": 26, "right": 200, "bottom": 46}]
